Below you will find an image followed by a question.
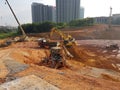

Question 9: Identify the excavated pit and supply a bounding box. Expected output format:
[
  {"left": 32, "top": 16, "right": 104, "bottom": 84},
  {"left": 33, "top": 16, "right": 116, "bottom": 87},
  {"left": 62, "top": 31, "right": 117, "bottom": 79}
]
[
  {"left": 9, "top": 41, "right": 120, "bottom": 72},
  {"left": 1, "top": 24, "right": 120, "bottom": 89},
  {"left": 0, "top": 41, "right": 120, "bottom": 90}
]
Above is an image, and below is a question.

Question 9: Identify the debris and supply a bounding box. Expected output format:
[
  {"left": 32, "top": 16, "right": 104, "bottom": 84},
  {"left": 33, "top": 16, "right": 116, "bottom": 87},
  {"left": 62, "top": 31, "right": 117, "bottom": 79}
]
[
  {"left": 0, "top": 75, "right": 60, "bottom": 90},
  {"left": 58, "top": 72, "right": 65, "bottom": 75},
  {"left": 102, "top": 50, "right": 107, "bottom": 53},
  {"left": 105, "top": 44, "right": 119, "bottom": 51},
  {"left": 40, "top": 46, "right": 66, "bottom": 69}
]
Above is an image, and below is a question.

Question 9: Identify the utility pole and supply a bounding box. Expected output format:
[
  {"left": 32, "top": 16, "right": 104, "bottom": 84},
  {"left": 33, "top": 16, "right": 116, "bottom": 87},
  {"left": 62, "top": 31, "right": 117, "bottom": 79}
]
[
  {"left": 5, "top": 0, "right": 26, "bottom": 36},
  {"left": 108, "top": 7, "right": 112, "bottom": 30}
]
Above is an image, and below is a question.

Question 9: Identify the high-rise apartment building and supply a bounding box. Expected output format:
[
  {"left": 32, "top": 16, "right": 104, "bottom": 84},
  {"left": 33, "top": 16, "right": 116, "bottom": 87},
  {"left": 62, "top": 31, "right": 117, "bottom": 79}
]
[
  {"left": 52, "top": 7, "right": 56, "bottom": 22},
  {"left": 31, "top": 3, "right": 56, "bottom": 23},
  {"left": 80, "top": 7, "right": 84, "bottom": 19},
  {"left": 56, "top": 0, "right": 80, "bottom": 23}
]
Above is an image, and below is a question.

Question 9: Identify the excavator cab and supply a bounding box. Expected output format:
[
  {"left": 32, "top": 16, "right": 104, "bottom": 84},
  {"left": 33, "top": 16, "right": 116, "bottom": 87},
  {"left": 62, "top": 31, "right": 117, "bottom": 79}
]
[{"left": 63, "top": 35, "right": 76, "bottom": 47}]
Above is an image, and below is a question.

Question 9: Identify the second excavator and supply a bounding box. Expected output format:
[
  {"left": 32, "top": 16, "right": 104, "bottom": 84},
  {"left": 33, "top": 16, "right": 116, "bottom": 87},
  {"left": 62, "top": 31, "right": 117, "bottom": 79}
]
[
  {"left": 50, "top": 27, "right": 77, "bottom": 47},
  {"left": 50, "top": 27, "right": 91, "bottom": 61}
]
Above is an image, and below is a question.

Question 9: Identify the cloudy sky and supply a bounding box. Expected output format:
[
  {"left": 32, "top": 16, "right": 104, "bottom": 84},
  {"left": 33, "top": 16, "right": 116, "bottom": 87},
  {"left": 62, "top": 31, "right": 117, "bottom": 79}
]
[{"left": 0, "top": 0, "right": 120, "bottom": 26}]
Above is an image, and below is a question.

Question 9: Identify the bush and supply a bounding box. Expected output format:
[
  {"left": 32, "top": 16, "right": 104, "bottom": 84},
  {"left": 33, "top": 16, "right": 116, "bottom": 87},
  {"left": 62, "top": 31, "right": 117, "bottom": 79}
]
[
  {"left": 56, "top": 22, "right": 67, "bottom": 29},
  {"left": 0, "top": 32, "right": 19, "bottom": 39},
  {"left": 69, "top": 18, "right": 94, "bottom": 27},
  {"left": 18, "top": 18, "right": 94, "bottom": 34},
  {"left": 18, "top": 21, "right": 56, "bottom": 34}
]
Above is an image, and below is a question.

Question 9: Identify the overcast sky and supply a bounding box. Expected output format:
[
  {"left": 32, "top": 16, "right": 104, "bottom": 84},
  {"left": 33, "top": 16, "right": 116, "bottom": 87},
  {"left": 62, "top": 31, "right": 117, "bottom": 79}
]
[{"left": 0, "top": 0, "right": 120, "bottom": 26}]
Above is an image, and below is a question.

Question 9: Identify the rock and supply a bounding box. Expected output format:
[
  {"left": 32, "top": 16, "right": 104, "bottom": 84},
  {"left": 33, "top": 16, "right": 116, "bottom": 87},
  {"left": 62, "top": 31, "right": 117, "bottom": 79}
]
[
  {"left": 0, "top": 75, "right": 60, "bottom": 90},
  {"left": 112, "top": 50, "right": 118, "bottom": 53},
  {"left": 102, "top": 50, "right": 107, "bottom": 53},
  {"left": 58, "top": 72, "right": 65, "bottom": 75},
  {"left": 5, "top": 76, "right": 17, "bottom": 82}
]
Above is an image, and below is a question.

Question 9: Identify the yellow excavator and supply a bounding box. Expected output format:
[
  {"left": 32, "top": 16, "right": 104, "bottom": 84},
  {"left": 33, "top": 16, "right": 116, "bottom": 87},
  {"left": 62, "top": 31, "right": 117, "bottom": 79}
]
[
  {"left": 38, "top": 28, "right": 75, "bottom": 69},
  {"left": 50, "top": 27, "right": 82, "bottom": 59},
  {"left": 50, "top": 27, "right": 92, "bottom": 60},
  {"left": 50, "top": 27, "right": 77, "bottom": 47}
]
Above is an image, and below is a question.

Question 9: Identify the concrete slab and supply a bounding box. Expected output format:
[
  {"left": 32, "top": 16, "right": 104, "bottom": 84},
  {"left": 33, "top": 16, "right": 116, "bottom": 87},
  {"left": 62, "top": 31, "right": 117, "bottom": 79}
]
[
  {"left": 3, "top": 58, "right": 29, "bottom": 75},
  {"left": 0, "top": 75, "right": 60, "bottom": 90}
]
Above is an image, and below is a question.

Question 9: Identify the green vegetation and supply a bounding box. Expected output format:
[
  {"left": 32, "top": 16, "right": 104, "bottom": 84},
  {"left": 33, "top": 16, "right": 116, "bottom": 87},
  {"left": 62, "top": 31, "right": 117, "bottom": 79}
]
[
  {"left": 56, "top": 22, "right": 67, "bottom": 29},
  {"left": 0, "top": 27, "right": 19, "bottom": 39},
  {"left": 18, "top": 22, "right": 56, "bottom": 34},
  {"left": 19, "top": 18, "right": 94, "bottom": 34},
  {"left": 18, "top": 21, "right": 67, "bottom": 34},
  {"left": 0, "top": 32, "right": 19, "bottom": 39},
  {"left": 0, "top": 28, "right": 16, "bottom": 33},
  {"left": 0, "top": 18, "right": 94, "bottom": 39},
  {"left": 69, "top": 18, "right": 94, "bottom": 27}
]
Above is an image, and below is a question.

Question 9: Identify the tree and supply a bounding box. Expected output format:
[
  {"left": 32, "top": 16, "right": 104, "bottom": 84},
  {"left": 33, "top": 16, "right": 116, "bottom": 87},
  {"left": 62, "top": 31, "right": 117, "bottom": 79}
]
[
  {"left": 69, "top": 18, "right": 94, "bottom": 27},
  {"left": 18, "top": 21, "right": 56, "bottom": 34}
]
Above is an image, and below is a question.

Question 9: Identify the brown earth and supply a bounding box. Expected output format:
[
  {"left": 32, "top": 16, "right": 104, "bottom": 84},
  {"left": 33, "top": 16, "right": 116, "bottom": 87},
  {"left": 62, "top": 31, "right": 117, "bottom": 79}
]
[
  {"left": 0, "top": 24, "right": 120, "bottom": 89},
  {"left": 0, "top": 41, "right": 120, "bottom": 90},
  {"left": 32, "top": 24, "right": 120, "bottom": 40}
]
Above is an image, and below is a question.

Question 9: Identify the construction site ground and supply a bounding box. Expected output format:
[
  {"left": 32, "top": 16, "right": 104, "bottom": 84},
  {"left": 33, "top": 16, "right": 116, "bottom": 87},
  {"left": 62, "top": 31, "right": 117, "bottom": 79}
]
[{"left": 1, "top": 24, "right": 120, "bottom": 90}]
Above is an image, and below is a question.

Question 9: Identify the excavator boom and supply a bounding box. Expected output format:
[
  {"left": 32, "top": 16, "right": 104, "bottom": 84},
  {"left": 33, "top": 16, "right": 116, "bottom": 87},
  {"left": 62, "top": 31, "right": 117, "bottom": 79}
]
[
  {"left": 50, "top": 27, "right": 66, "bottom": 40},
  {"left": 50, "top": 27, "right": 77, "bottom": 47}
]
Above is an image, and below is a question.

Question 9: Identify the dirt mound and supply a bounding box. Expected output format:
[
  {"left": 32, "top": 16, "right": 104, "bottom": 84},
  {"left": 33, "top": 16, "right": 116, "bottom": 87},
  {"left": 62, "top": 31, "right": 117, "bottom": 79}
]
[
  {"left": 11, "top": 48, "right": 49, "bottom": 65},
  {"left": 67, "top": 45, "right": 91, "bottom": 60},
  {"left": 9, "top": 42, "right": 120, "bottom": 72},
  {"left": 66, "top": 44, "right": 120, "bottom": 72}
]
